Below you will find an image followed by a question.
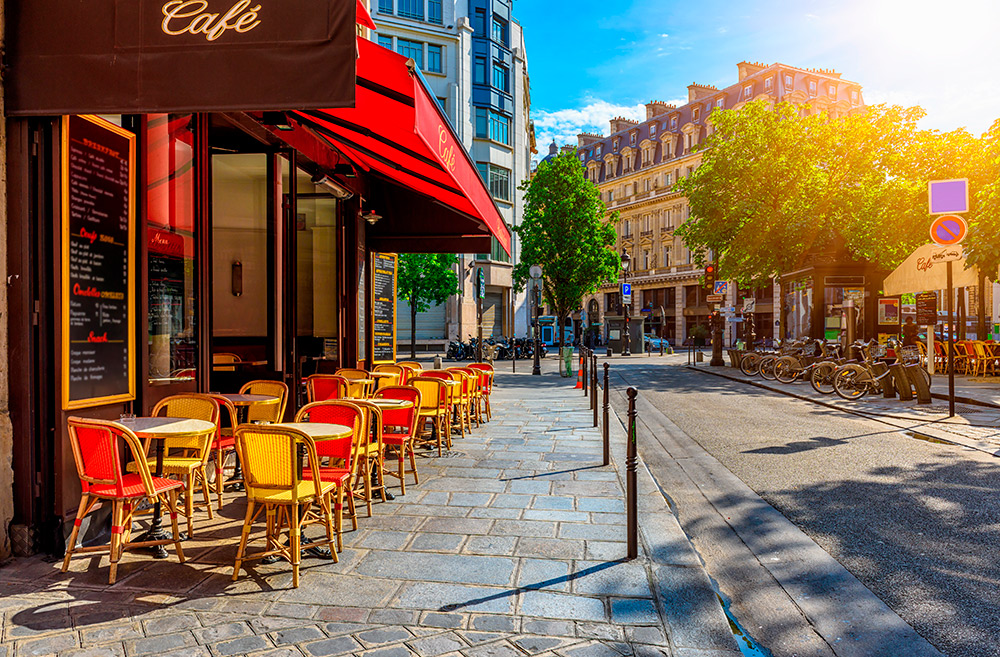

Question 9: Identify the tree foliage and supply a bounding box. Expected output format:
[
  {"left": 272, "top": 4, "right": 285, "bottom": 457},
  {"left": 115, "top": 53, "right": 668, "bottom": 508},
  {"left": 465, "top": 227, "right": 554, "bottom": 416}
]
[
  {"left": 513, "top": 151, "right": 620, "bottom": 346},
  {"left": 397, "top": 253, "right": 460, "bottom": 357},
  {"left": 675, "top": 100, "right": 992, "bottom": 286}
]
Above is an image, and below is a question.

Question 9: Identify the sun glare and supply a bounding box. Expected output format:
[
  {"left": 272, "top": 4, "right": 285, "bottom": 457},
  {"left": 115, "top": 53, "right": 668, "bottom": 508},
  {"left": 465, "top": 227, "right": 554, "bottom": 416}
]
[{"left": 861, "top": 0, "right": 997, "bottom": 61}]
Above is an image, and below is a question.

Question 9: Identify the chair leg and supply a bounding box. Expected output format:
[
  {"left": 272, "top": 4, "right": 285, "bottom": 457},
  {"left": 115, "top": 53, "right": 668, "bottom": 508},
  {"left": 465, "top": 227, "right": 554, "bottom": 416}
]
[
  {"left": 199, "top": 467, "right": 214, "bottom": 520},
  {"left": 290, "top": 504, "right": 301, "bottom": 589},
  {"left": 108, "top": 500, "right": 125, "bottom": 585},
  {"left": 397, "top": 449, "right": 406, "bottom": 495},
  {"left": 62, "top": 493, "right": 91, "bottom": 573},
  {"left": 233, "top": 499, "right": 254, "bottom": 581},
  {"left": 334, "top": 486, "right": 344, "bottom": 552},
  {"left": 167, "top": 490, "right": 186, "bottom": 563},
  {"left": 215, "top": 449, "right": 225, "bottom": 511},
  {"left": 346, "top": 476, "right": 358, "bottom": 531},
  {"left": 320, "top": 494, "right": 338, "bottom": 563},
  {"left": 184, "top": 474, "right": 194, "bottom": 537},
  {"left": 362, "top": 457, "right": 373, "bottom": 517},
  {"left": 408, "top": 439, "right": 419, "bottom": 485}
]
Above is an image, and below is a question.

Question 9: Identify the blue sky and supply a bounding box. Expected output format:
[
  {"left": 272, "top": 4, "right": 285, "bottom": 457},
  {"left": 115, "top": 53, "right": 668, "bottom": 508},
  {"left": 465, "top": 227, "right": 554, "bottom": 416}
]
[{"left": 516, "top": 0, "right": 1000, "bottom": 148}]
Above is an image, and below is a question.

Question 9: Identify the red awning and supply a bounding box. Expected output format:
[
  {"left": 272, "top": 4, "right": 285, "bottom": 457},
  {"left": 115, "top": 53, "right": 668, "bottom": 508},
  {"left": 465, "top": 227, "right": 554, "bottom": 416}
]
[
  {"left": 356, "top": 0, "right": 378, "bottom": 30},
  {"left": 289, "top": 38, "right": 510, "bottom": 255}
]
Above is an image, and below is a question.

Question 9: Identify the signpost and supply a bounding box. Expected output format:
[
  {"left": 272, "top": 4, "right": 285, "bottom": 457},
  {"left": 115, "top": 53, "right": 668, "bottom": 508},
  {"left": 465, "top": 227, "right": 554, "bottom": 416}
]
[
  {"left": 742, "top": 297, "right": 756, "bottom": 314},
  {"left": 928, "top": 179, "right": 968, "bottom": 417},
  {"left": 622, "top": 282, "right": 632, "bottom": 304}
]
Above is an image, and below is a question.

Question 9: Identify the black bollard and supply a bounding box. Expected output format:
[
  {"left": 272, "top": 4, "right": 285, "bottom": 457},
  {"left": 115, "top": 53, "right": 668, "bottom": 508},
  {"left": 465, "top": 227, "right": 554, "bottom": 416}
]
[
  {"left": 660, "top": 339, "right": 664, "bottom": 357},
  {"left": 626, "top": 386, "right": 638, "bottom": 560},
  {"left": 591, "top": 353, "right": 598, "bottom": 427},
  {"left": 602, "top": 363, "right": 610, "bottom": 467},
  {"left": 582, "top": 347, "right": 588, "bottom": 397}
]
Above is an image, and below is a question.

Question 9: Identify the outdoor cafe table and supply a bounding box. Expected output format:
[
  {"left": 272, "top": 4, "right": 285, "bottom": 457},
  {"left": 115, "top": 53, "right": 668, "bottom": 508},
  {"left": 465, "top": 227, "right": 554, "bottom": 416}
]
[
  {"left": 215, "top": 393, "right": 281, "bottom": 488},
  {"left": 112, "top": 416, "right": 217, "bottom": 558},
  {"left": 273, "top": 422, "right": 354, "bottom": 479}
]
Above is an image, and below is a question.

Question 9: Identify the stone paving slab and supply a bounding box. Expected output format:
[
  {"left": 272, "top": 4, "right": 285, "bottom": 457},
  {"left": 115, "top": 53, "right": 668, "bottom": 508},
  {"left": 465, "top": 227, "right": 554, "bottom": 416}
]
[{"left": 0, "top": 366, "right": 737, "bottom": 657}]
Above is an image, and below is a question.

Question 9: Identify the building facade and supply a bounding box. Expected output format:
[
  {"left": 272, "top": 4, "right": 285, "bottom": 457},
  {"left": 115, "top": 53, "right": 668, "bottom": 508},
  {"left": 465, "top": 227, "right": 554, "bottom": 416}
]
[
  {"left": 578, "top": 62, "right": 865, "bottom": 346},
  {"left": 373, "top": 0, "right": 534, "bottom": 350}
]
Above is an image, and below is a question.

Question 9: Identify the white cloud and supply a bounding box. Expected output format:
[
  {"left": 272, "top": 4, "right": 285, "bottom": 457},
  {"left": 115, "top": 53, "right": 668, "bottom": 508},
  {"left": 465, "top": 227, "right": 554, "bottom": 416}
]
[{"left": 533, "top": 100, "right": 646, "bottom": 148}]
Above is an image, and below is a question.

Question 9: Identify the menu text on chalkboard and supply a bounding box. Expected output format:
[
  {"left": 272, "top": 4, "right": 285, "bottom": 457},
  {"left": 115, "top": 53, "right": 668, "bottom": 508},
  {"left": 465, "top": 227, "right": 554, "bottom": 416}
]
[
  {"left": 62, "top": 115, "right": 136, "bottom": 409},
  {"left": 916, "top": 292, "right": 938, "bottom": 327},
  {"left": 371, "top": 253, "right": 397, "bottom": 364}
]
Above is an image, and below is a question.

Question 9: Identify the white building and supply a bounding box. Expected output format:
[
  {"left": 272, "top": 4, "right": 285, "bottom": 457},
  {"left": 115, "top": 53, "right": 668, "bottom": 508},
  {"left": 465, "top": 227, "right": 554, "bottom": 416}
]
[{"left": 373, "top": 0, "right": 535, "bottom": 351}]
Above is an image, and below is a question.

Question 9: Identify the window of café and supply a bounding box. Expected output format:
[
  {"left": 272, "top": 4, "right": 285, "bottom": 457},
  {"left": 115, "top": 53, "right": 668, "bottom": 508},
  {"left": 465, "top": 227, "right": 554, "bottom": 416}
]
[
  {"left": 145, "top": 114, "right": 198, "bottom": 383},
  {"left": 784, "top": 277, "right": 813, "bottom": 339}
]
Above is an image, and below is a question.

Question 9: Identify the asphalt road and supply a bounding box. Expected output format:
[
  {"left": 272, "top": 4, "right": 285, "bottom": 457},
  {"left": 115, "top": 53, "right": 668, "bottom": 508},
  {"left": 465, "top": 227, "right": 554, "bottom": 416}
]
[{"left": 608, "top": 355, "right": 1000, "bottom": 657}]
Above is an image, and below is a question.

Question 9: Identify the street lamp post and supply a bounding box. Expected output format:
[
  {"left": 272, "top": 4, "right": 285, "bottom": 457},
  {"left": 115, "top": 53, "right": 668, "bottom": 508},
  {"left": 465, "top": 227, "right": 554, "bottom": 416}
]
[
  {"left": 530, "top": 265, "right": 543, "bottom": 376},
  {"left": 621, "top": 249, "right": 631, "bottom": 357}
]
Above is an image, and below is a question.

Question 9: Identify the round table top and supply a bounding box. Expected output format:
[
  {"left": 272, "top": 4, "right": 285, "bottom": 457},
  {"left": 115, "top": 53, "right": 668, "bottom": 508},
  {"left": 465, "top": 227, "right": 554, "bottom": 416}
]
[
  {"left": 114, "top": 417, "right": 216, "bottom": 438},
  {"left": 344, "top": 397, "right": 413, "bottom": 410},
  {"left": 343, "top": 378, "right": 374, "bottom": 385},
  {"left": 276, "top": 422, "right": 353, "bottom": 441},
  {"left": 368, "top": 372, "right": 398, "bottom": 379},
  {"left": 216, "top": 393, "right": 280, "bottom": 406}
]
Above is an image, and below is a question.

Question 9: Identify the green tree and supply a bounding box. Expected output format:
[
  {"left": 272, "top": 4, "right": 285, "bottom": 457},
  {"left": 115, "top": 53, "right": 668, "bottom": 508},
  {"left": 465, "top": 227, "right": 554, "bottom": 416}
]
[
  {"left": 964, "top": 118, "right": 1000, "bottom": 277},
  {"left": 513, "top": 151, "right": 620, "bottom": 351},
  {"left": 675, "top": 101, "right": 968, "bottom": 286},
  {"left": 397, "top": 253, "right": 460, "bottom": 358}
]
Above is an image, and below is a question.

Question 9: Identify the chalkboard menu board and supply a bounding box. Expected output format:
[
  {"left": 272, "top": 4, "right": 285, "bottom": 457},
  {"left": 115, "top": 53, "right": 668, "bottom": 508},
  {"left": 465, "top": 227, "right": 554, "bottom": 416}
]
[
  {"left": 371, "top": 253, "right": 397, "bottom": 364},
  {"left": 916, "top": 292, "right": 938, "bottom": 327},
  {"left": 61, "top": 115, "right": 135, "bottom": 409}
]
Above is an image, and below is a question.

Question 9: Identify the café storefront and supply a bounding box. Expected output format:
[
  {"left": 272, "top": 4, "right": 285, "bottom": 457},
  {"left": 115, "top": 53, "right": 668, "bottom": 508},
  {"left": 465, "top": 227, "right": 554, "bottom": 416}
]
[{"left": 4, "top": 1, "right": 509, "bottom": 555}]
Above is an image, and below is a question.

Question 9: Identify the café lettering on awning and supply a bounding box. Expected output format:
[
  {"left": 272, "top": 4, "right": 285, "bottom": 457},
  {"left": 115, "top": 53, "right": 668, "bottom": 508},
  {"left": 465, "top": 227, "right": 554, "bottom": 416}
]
[{"left": 6, "top": 0, "right": 356, "bottom": 115}]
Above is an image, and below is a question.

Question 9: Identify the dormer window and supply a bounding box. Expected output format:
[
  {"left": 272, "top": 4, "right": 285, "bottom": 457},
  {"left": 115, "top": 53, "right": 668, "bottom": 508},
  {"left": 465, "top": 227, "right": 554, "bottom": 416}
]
[
  {"left": 716, "top": 97, "right": 724, "bottom": 109},
  {"left": 784, "top": 73, "right": 793, "bottom": 88},
  {"left": 743, "top": 84, "right": 753, "bottom": 99},
  {"left": 764, "top": 76, "right": 773, "bottom": 92},
  {"left": 693, "top": 107, "right": 701, "bottom": 122},
  {"left": 580, "top": 153, "right": 586, "bottom": 162},
  {"left": 809, "top": 80, "right": 817, "bottom": 96},
  {"left": 613, "top": 138, "right": 620, "bottom": 151},
  {"left": 596, "top": 145, "right": 602, "bottom": 156},
  {"left": 828, "top": 84, "right": 837, "bottom": 98},
  {"left": 851, "top": 90, "right": 860, "bottom": 105},
  {"left": 650, "top": 123, "right": 657, "bottom": 137},
  {"left": 630, "top": 132, "right": 637, "bottom": 146},
  {"left": 670, "top": 116, "right": 677, "bottom": 129}
]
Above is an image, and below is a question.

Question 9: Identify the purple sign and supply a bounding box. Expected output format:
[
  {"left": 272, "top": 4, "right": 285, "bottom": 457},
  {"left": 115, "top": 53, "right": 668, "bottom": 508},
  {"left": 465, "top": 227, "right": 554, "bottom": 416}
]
[{"left": 928, "top": 179, "right": 968, "bottom": 214}]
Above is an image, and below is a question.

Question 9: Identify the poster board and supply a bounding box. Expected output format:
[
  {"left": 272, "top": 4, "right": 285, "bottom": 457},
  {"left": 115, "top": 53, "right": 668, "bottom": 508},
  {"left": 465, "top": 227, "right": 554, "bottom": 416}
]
[
  {"left": 371, "top": 252, "right": 397, "bottom": 364},
  {"left": 61, "top": 115, "right": 136, "bottom": 409},
  {"left": 916, "top": 292, "right": 938, "bottom": 326},
  {"left": 878, "top": 298, "right": 901, "bottom": 326}
]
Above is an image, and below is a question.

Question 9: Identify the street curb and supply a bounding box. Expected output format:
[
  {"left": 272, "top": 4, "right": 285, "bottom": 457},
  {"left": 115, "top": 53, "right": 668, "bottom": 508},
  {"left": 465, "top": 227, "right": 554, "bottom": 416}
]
[
  {"left": 602, "top": 391, "right": 742, "bottom": 657},
  {"left": 688, "top": 365, "right": 1000, "bottom": 457}
]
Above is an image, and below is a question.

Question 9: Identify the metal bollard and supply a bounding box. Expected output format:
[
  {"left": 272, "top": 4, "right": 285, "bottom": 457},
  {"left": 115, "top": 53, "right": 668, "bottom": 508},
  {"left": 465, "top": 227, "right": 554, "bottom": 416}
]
[
  {"left": 591, "top": 353, "right": 598, "bottom": 427},
  {"left": 602, "top": 363, "right": 610, "bottom": 467},
  {"left": 626, "top": 386, "right": 638, "bottom": 560},
  {"left": 581, "top": 348, "right": 588, "bottom": 397},
  {"left": 660, "top": 340, "right": 664, "bottom": 357}
]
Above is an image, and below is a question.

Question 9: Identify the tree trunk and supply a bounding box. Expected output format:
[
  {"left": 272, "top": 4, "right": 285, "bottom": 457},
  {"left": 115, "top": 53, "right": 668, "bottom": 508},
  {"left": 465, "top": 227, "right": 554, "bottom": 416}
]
[{"left": 410, "top": 295, "right": 418, "bottom": 359}]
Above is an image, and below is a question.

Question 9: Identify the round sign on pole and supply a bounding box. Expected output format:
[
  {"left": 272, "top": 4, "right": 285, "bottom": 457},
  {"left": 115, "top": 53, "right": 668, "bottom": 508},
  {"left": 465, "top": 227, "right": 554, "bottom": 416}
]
[
  {"left": 529, "top": 264, "right": 543, "bottom": 280},
  {"left": 929, "top": 214, "right": 968, "bottom": 246}
]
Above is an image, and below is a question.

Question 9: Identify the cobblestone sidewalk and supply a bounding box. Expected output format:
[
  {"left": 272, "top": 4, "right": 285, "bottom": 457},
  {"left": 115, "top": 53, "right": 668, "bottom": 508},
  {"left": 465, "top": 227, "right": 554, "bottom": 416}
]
[{"left": 0, "top": 369, "right": 684, "bottom": 657}]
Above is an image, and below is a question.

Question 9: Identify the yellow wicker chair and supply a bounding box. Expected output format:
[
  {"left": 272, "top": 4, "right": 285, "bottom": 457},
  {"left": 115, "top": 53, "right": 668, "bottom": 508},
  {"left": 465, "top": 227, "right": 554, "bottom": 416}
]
[
  {"left": 374, "top": 386, "right": 422, "bottom": 494},
  {"left": 373, "top": 364, "right": 404, "bottom": 389},
  {"left": 409, "top": 376, "right": 450, "bottom": 455},
  {"left": 468, "top": 363, "right": 495, "bottom": 421},
  {"left": 349, "top": 400, "right": 386, "bottom": 517},
  {"left": 239, "top": 379, "right": 289, "bottom": 423},
  {"left": 336, "top": 368, "right": 375, "bottom": 398},
  {"left": 212, "top": 352, "right": 241, "bottom": 372},
  {"left": 232, "top": 424, "right": 337, "bottom": 588},
  {"left": 128, "top": 394, "right": 219, "bottom": 537}
]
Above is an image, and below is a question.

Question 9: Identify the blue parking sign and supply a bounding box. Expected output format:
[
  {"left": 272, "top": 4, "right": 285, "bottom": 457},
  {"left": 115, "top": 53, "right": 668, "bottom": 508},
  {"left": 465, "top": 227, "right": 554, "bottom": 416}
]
[
  {"left": 713, "top": 281, "right": 728, "bottom": 295},
  {"left": 622, "top": 283, "right": 631, "bottom": 296}
]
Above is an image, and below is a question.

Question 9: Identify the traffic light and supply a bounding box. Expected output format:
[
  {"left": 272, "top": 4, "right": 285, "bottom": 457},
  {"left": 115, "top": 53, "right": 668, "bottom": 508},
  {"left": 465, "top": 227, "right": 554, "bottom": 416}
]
[{"left": 704, "top": 262, "right": 717, "bottom": 291}]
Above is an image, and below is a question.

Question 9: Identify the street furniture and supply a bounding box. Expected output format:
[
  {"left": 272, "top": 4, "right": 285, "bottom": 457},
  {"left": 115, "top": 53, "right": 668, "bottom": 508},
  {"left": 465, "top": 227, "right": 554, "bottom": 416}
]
[
  {"left": 305, "top": 374, "right": 350, "bottom": 403},
  {"left": 408, "top": 376, "right": 450, "bottom": 455},
  {"left": 373, "top": 386, "right": 421, "bottom": 494}
]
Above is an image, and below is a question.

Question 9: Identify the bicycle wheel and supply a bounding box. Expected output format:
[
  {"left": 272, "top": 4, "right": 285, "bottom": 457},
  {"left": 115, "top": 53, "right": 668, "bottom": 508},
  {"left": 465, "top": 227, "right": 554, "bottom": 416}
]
[
  {"left": 774, "top": 356, "right": 800, "bottom": 384},
  {"left": 810, "top": 361, "right": 837, "bottom": 394},
  {"left": 833, "top": 364, "right": 869, "bottom": 400},
  {"left": 759, "top": 356, "right": 778, "bottom": 380},
  {"left": 740, "top": 353, "right": 760, "bottom": 376}
]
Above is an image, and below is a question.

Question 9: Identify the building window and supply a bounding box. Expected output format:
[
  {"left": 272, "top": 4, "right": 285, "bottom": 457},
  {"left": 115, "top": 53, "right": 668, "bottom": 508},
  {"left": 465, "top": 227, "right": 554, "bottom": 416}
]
[
  {"left": 670, "top": 117, "right": 677, "bottom": 129},
  {"left": 436, "top": 96, "right": 447, "bottom": 112},
  {"left": 428, "top": 0, "right": 442, "bottom": 24},
  {"left": 613, "top": 138, "right": 619, "bottom": 151},
  {"left": 492, "top": 62, "right": 508, "bottom": 92},
  {"left": 764, "top": 76, "right": 773, "bottom": 92},
  {"left": 474, "top": 56, "right": 487, "bottom": 84},
  {"left": 477, "top": 236, "right": 511, "bottom": 263},
  {"left": 784, "top": 73, "right": 793, "bottom": 88},
  {"left": 743, "top": 84, "right": 753, "bottom": 99},
  {"left": 492, "top": 17, "right": 508, "bottom": 45},
  {"left": 716, "top": 97, "right": 724, "bottom": 109},
  {"left": 378, "top": 0, "right": 393, "bottom": 12},
  {"left": 693, "top": 107, "right": 700, "bottom": 122},
  {"left": 650, "top": 123, "right": 657, "bottom": 137},
  {"left": 828, "top": 84, "right": 837, "bottom": 98},
  {"left": 475, "top": 108, "right": 510, "bottom": 145},
  {"left": 664, "top": 172, "right": 671, "bottom": 187},
  {"left": 477, "top": 163, "right": 511, "bottom": 201},
  {"left": 397, "top": 39, "right": 423, "bottom": 68},
  {"left": 595, "top": 145, "right": 602, "bottom": 156},
  {"left": 474, "top": 8, "right": 486, "bottom": 34},
  {"left": 397, "top": 0, "right": 423, "bottom": 19},
  {"left": 630, "top": 132, "right": 637, "bottom": 146},
  {"left": 623, "top": 220, "right": 630, "bottom": 237},
  {"left": 809, "top": 80, "right": 817, "bottom": 96},
  {"left": 580, "top": 153, "right": 586, "bottom": 162},
  {"left": 377, "top": 34, "right": 393, "bottom": 49},
  {"left": 662, "top": 247, "right": 670, "bottom": 267},
  {"left": 427, "top": 44, "right": 443, "bottom": 73},
  {"left": 851, "top": 89, "right": 860, "bottom": 105}
]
